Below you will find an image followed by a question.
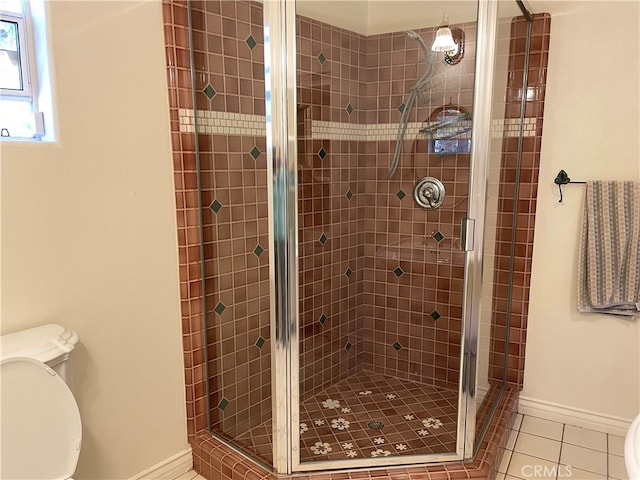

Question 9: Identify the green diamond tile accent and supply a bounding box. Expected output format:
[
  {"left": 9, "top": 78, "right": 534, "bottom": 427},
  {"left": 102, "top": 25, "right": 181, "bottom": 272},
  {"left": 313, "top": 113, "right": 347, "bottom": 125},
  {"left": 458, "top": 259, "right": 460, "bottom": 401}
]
[
  {"left": 253, "top": 244, "right": 264, "bottom": 257},
  {"left": 393, "top": 266, "right": 404, "bottom": 278},
  {"left": 255, "top": 336, "right": 266, "bottom": 349},
  {"left": 203, "top": 84, "right": 216, "bottom": 99},
  {"left": 398, "top": 103, "right": 405, "bottom": 113},
  {"left": 214, "top": 302, "right": 226, "bottom": 315},
  {"left": 431, "top": 310, "right": 441, "bottom": 320},
  {"left": 319, "top": 233, "right": 327, "bottom": 245},
  {"left": 245, "top": 35, "right": 257, "bottom": 50},
  {"left": 210, "top": 199, "right": 222, "bottom": 213},
  {"left": 345, "top": 103, "right": 353, "bottom": 115},
  {"left": 218, "top": 398, "right": 229, "bottom": 410},
  {"left": 433, "top": 231, "right": 445, "bottom": 243},
  {"left": 317, "top": 52, "right": 326, "bottom": 64},
  {"left": 319, "top": 314, "right": 327, "bottom": 325},
  {"left": 396, "top": 189, "right": 406, "bottom": 200},
  {"left": 345, "top": 267, "right": 352, "bottom": 278},
  {"left": 345, "top": 190, "right": 353, "bottom": 200},
  {"left": 392, "top": 341, "right": 402, "bottom": 351},
  {"left": 318, "top": 148, "right": 327, "bottom": 160},
  {"left": 345, "top": 342, "right": 352, "bottom": 351},
  {"left": 250, "top": 146, "right": 261, "bottom": 160}
]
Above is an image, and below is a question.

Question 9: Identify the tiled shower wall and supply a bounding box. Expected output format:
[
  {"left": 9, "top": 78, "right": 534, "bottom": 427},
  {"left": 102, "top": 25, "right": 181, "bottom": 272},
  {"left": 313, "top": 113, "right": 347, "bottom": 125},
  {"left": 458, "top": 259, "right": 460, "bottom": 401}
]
[
  {"left": 168, "top": 0, "right": 273, "bottom": 442},
  {"left": 477, "top": 12, "right": 513, "bottom": 399},
  {"left": 360, "top": 24, "right": 477, "bottom": 390},
  {"left": 192, "top": 1, "right": 273, "bottom": 440},
  {"left": 163, "top": 0, "right": 206, "bottom": 441},
  {"left": 296, "top": 18, "right": 482, "bottom": 395},
  {"left": 296, "top": 17, "right": 481, "bottom": 396},
  {"left": 488, "top": 13, "right": 551, "bottom": 387},
  {"left": 162, "top": 0, "right": 549, "bottom": 460},
  {"left": 296, "top": 16, "right": 366, "bottom": 399}
]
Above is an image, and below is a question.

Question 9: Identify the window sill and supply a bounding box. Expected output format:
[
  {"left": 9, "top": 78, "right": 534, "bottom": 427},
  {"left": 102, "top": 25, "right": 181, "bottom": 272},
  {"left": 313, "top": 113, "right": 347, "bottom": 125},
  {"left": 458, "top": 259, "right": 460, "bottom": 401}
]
[{"left": 1, "top": 136, "right": 54, "bottom": 144}]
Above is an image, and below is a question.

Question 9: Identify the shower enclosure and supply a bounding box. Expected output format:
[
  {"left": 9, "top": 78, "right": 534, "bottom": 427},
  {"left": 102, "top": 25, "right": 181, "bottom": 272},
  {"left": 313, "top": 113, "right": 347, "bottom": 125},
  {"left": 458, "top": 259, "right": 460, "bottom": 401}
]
[{"left": 183, "top": 0, "right": 536, "bottom": 474}]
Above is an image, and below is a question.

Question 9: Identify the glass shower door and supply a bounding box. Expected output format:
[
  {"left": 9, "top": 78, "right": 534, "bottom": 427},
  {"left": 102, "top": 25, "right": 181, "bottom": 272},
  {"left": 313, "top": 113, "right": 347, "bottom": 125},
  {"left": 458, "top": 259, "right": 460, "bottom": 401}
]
[{"left": 290, "top": 0, "right": 482, "bottom": 471}]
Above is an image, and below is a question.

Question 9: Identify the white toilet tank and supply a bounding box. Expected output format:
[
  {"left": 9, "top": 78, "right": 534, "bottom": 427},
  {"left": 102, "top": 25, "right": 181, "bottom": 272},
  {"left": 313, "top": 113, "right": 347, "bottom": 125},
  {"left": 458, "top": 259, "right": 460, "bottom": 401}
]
[
  {"left": 1, "top": 324, "right": 82, "bottom": 480},
  {"left": 1, "top": 323, "right": 79, "bottom": 384}
]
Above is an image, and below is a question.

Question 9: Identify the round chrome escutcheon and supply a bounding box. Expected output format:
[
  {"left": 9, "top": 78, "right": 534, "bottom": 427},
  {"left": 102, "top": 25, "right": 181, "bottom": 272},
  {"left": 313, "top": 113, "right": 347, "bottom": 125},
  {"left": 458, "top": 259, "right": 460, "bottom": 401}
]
[{"left": 414, "top": 177, "right": 446, "bottom": 209}]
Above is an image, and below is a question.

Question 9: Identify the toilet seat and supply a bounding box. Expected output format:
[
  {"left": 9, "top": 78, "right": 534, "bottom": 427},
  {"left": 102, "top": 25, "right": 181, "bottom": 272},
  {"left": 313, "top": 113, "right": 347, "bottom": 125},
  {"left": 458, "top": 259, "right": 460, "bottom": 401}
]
[{"left": 0, "top": 357, "right": 81, "bottom": 480}]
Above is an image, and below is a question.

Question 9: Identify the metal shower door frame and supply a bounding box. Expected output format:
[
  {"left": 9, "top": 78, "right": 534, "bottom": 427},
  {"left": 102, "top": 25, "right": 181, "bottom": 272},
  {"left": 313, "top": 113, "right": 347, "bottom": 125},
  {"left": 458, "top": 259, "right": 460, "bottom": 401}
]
[{"left": 263, "top": 0, "right": 500, "bottom": 474}]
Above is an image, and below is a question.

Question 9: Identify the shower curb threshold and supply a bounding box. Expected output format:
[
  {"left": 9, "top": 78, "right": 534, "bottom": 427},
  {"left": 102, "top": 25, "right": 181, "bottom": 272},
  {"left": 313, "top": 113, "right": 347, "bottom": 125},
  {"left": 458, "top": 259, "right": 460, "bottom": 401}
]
[{"left": 190, "top": 388, "right": 517, "bottom": 480}]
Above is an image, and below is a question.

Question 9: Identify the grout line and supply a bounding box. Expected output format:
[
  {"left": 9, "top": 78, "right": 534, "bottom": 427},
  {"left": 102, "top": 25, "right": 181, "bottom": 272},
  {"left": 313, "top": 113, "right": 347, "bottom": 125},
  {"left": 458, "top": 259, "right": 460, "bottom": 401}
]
[
  {"left": 556, "top": 423, "right": 566, "bottom": 480},
  {"left": 559, "top": 422, "right": 566, "bottom": 463},
  {"left": 505, "top": 430, "right": 517, "bottom": 476},
  {"left": 606, "top": 433, "right": 610, "bottom": 478},
  {"left": 514, "top": 415, "right": 615, "bottom": 480},
  {"left": 173, "top": 471, "right": 199, "bottom": 480},
  {"left": 514, "top": 413, "right": 523, "bottom": 432}
]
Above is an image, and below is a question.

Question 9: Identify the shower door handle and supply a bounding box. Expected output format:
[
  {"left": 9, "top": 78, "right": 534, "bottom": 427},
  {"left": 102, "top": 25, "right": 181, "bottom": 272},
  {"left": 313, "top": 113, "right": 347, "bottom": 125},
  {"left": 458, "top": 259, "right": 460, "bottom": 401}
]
[{"left": 460, "top": 218, "right": 475, "bottom": 251}]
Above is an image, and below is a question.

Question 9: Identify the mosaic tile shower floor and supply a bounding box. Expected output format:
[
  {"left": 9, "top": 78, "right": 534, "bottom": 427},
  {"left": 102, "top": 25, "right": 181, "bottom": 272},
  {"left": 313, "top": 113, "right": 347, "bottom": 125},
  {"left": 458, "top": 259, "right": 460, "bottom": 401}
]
[{"left": 236, "top": 370, "right": 458, "bottom": 464}]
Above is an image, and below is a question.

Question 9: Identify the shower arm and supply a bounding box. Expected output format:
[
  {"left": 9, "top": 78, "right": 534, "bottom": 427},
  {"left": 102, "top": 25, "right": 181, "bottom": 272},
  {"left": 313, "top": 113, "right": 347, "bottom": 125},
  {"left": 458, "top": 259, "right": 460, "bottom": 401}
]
[
  {"left": 405, "top": 30, "right": 432, "bottom": 64},
  {"left": 388, "top": 91, "right": 417, "bottom": 178},
  {"left": 388, "top": 31, "right": 437, "bottom": 179}
]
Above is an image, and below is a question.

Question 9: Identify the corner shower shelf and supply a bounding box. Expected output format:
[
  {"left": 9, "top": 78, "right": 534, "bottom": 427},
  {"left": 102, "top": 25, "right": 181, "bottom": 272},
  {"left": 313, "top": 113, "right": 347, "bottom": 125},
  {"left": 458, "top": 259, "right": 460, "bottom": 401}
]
[{"left": 421, "top": 106, "right": 472, "bottom": 160}]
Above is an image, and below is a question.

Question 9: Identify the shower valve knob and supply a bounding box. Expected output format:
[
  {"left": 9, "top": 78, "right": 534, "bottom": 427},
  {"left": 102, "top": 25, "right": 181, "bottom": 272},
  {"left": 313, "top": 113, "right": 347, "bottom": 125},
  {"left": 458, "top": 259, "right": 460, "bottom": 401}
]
[{"left": 414, "top": 177, "right": 446, "bottom": 209}]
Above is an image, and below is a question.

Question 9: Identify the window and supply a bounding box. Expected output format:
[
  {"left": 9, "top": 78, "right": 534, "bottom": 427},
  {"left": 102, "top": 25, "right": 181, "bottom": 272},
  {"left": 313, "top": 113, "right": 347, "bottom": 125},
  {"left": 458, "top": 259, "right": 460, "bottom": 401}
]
[{"left": 0, "top": 0, "right": 48, "bottom": 140}]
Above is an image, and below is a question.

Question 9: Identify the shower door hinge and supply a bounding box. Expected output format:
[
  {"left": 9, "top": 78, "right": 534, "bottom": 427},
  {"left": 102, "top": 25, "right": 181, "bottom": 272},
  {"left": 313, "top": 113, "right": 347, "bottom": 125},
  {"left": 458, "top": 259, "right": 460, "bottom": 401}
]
[{"left": 460, "top": 218, "right": 475, "bottom": 251}]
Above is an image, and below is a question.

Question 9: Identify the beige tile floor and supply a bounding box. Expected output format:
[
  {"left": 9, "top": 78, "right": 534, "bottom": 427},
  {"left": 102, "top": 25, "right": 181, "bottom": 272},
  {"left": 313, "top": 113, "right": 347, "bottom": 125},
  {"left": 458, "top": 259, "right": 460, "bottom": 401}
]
[
  {"left": 498, "top": 414, "right": 628, "bottom": 480},
  {"left": 174, "top": 470, "right": 207, "bottom": 480},
  {"left": 175, "top": 414, "right": 629, "bottom": 480},
  {"left": 173, "top": 470, "right": 206, "bottom": 480}
]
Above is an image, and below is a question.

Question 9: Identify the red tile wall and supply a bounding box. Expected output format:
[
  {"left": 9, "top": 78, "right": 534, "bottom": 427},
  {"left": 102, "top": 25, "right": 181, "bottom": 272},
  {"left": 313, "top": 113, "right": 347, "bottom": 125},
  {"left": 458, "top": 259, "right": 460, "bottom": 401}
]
[
  {"left": 296, "top": 16, "right": 367, "bottom": 399},
  {"left": 360, "top": 24, "right": 477, "bottom": 390},
  {"left": 488, "top": 13, "right": 551, "bottom": 388},
  {"left": 296, "top": 19, "right": 481, "bottom": 394},
  {"left": 163, "top": 0, "right": 207, "bottom": 441},
  {"left": 164, "top": 0, "right": 273, "bottom": 450},
  {"left": 193, "top": 0, "right": 273, "bottom": 443}
]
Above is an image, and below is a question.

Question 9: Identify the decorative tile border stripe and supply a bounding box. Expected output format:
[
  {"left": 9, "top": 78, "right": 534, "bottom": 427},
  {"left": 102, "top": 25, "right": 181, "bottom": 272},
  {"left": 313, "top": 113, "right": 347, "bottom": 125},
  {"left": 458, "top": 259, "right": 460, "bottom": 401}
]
[
  {"left": 311, "top": 120, "right": 370, "bottom": 140},
  {"left": 178, "top": 109, "right": 536, "bottom": 139},
  {"left": 312, "top": 120, "right": 427, "bottom": 141},
  {"left": 492, "top": 117, "right": 536, "bottom": 137},
  {"left": 179, "top": 109, "right": 266, "bottom": 136}
]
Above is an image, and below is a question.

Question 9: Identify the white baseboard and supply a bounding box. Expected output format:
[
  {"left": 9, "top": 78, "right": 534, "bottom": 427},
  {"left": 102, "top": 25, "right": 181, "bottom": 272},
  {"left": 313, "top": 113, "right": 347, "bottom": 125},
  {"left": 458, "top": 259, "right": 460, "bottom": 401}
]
[
  {"left": 518, "top": 396, "right": 633, "bottom": 437},
  {"left": 129, "top": 447, "right": 193, "bottom": 480}
]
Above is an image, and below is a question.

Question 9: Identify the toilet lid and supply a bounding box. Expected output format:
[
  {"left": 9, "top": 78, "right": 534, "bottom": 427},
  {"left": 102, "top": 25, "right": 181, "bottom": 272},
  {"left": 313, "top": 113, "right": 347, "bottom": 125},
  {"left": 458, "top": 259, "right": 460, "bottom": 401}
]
[{"left": 0, "top": 357, "right": 81, "bottom": 479}]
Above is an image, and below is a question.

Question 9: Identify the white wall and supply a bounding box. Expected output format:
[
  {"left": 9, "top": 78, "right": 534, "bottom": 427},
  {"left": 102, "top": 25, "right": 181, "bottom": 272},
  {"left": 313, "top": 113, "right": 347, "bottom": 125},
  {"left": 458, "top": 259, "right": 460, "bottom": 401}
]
[
  {"left": 297, "top": 1, "right": 369, "bottom": 34},
  {"left": 524, "top": 1, "right": 640, "bottom": 420},
  {"left": 0, "top": 1, "right": 188, "bottom": 478},
  {"left": 297, "top": 0, "right": 478, "bottom": 36}
]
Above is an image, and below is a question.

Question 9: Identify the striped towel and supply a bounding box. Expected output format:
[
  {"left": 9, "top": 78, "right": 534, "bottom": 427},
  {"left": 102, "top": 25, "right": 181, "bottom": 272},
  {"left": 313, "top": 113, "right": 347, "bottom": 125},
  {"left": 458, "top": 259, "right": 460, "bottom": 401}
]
[{"left": 577, "top": 181, "right": 640, "bottom": 317}]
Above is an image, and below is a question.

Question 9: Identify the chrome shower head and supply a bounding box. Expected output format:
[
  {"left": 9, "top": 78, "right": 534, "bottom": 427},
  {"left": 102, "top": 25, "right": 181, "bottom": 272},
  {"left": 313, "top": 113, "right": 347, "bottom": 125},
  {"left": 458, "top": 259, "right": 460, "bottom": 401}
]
[
  {"left": 404, "top": 30, "right": 436, "bottom": 87},
  {"left": 404, "top": 30, "right": 421, "bottom": 41},
  {"left": 404, "top": 30, "right": 432, "bottom": 64}
]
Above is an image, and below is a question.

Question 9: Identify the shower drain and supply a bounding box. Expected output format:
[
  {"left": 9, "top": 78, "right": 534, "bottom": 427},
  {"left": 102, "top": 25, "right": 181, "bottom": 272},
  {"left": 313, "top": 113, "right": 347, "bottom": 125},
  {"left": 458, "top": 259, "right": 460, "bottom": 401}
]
[{"left": 368, "top": 420, "right": 384, "bottom": 430}]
